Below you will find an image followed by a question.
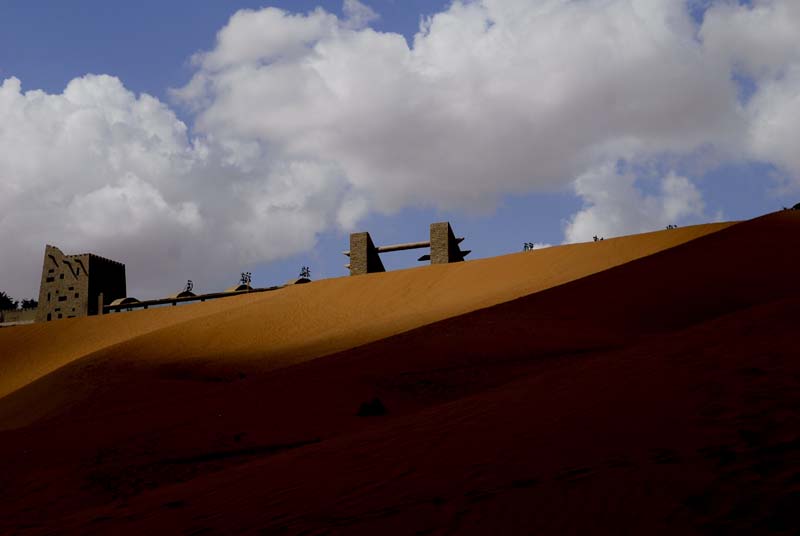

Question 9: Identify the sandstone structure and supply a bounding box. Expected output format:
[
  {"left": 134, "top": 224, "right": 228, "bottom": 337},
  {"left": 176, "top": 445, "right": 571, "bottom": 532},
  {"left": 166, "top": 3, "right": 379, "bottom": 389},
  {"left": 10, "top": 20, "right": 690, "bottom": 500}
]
[
  {"left": 35, "top": 245, "right": 126, "bottom": 322},
  {"left": 430, "top": 222, "right": 469, "bottom": 264},
  {"left": 345, "top": 222, "right": 470, "bottom": 275},
  {"left": 348, "top": 232, "right": 387, "bottom": 275}
]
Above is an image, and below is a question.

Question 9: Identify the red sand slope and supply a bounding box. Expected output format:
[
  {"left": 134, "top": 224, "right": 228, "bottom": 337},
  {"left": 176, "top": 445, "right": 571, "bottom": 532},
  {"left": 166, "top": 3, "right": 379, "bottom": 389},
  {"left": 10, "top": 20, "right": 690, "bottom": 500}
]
[{"left": 1, "top": 212, "right": 799, "bottom": 534}]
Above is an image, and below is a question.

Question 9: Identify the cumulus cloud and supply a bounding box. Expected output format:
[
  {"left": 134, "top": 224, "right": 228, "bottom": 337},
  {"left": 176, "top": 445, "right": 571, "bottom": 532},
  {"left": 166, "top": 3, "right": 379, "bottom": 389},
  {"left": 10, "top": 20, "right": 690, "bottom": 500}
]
[
  {"left": 746, "top": 65, "right": 800, "bottom": 178},
  {"left": 176, "top": 0, "right": 743, "bottom": 216},
  {"left": 702, "top": 0, "right": 800, "bottom": 80},
  {"left": 3, "top": 0, "right": 800, "bottom": 299},
  {"left": 0, "top": 75, "right": 349, "bottom": 298},
  {"left": 343, "top": 0, "right": 379, "bottom": 29},
  {"left": 701, "top": 0, "right": 800, "bottom": 180},
  {"left": 564, "top": 163, "right": 707, "bottom": 243}
]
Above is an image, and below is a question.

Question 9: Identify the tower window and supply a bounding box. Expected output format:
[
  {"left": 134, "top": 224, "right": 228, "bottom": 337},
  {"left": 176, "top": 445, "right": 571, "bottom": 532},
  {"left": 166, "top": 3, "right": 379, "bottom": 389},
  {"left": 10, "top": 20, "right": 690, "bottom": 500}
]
[{"left": 59, "top": 274, "right": 64, "bottom": 279}]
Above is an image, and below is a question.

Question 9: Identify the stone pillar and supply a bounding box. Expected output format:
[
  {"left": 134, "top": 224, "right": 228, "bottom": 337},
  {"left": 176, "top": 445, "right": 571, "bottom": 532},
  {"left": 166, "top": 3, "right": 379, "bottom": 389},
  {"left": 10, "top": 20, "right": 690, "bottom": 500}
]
[
  {"left": 430, "top": 222, "right": 466, "bottom": 264},
  {"left": 349, "top": 232, "right": 386, "bottom": 275}
]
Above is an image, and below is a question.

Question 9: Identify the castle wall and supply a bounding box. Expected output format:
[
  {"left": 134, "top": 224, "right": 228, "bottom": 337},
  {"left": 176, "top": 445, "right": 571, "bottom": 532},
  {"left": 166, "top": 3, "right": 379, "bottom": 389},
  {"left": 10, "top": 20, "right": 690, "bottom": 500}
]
[
  {"left": 0, "top": 308, "right": 37, "bottom": 325},
  {"left": 35, "top": 245, "right": 126, "bottom": 322}
]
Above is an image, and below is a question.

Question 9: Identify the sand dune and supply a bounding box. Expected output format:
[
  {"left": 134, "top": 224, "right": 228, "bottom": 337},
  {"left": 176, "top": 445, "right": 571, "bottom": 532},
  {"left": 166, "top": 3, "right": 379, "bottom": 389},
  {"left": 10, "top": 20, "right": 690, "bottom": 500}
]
[
  {"left": 0, "top": 221, "right": 731, "bottom": 403},
  {"left": 62, "top": 296, "right": 800, "bottom": 535},
  {"left": 0, "top": 289, "right": 274, "bottom": 401},
  {"left": 3, "top": 213, "right": 800, "bottom": 534}
]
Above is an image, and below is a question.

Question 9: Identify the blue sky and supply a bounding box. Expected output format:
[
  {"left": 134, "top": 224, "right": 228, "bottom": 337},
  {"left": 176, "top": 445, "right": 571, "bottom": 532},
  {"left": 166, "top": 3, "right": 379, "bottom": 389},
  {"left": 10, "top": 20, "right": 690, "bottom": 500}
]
[{"left": 1, "top": 0, "right": 798, "bottom": 298}]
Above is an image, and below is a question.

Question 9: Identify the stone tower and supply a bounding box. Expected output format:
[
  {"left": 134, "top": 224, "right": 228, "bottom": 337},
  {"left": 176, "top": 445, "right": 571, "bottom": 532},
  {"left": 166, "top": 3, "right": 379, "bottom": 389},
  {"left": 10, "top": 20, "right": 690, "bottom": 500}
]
[
  {"left": 348, "top": 232, "right": 386, "bottom": 275},
  {"left": 429, "top": 222, "right": 467, "bottom": 264},
  {"left": 35, "top": 245, "right": 126, "bottom": 322}
]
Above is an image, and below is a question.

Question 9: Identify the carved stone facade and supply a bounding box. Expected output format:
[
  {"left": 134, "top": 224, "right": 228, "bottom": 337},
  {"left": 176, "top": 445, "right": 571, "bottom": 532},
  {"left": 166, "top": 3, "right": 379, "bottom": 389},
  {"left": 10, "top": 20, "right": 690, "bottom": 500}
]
[
  {"left": 35, "top": 245, "right": 126, "bottom": 322},
  {"left": 430, "top": 222, "right": 465, "bottom": 264},
  {"left": 349, "top": 232, "right": 386, "bottom": 276}
]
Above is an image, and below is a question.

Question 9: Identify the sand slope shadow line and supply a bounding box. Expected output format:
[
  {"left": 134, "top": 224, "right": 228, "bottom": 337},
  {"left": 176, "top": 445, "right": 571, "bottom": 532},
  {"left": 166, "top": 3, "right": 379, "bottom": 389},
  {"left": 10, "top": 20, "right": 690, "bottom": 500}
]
[
  {"left": 0, "top": 218, "right": 737, "bottom": 429},
  {"left": 57, "top": 219, "right": 740, "bottom": 369},
  {"left": 0, "top": 288, "right": 283, "bottom": 400},
  {"left": 0, "top": 219, "right": 741, "bottom": 430}
]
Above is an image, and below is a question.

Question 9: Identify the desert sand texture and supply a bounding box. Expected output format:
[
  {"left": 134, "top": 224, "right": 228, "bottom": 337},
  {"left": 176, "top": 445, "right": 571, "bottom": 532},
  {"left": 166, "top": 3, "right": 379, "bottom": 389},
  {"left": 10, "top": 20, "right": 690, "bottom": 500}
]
[
  {"left": 3, "top": 213, "right": 800, "bottom": 534},
  {"left": 0, "top": 220, "right": 730, "bottom": 407}
]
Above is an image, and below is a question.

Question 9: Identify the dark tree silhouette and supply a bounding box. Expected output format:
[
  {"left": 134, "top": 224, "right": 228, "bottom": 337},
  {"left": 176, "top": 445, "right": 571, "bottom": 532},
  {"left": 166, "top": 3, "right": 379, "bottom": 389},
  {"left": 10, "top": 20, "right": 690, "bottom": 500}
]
[
  {"left": 20, "top": 299, "right": 38, "bottom": 309},
  {"left": 0, "top": 291, "right": 17, "bottom": 310}
]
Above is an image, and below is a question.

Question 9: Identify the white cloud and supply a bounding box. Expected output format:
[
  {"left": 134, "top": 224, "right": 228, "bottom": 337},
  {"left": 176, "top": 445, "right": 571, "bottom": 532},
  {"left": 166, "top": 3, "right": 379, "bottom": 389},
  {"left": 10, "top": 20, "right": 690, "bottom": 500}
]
[
  {"left": 702, "top": 0, "right": 800, "bottom": 80},
  {"left": 67, "top": 174, "right": 202, "bottom": 238},
  {"left": 197, "top": 7, "right": 337, "bottom": 71},
  {"left": 343, "top": 0, "right": 379, "bottom": 30},
  {"left": 564, "top": 163, "right": 706, "bottom": 243},
  {"left": 702, "top": 0, "right": 800, "bottom": 180},
  {"left": 3, "top": 0, "right": 800, "bottom": 299},
  {"left": 747, "top": 65, "right": 800, "bottom": 178},
  {"left": 0, "top": 74, "right": 348, "bottom": 299},
  {"left": 175, "top": 0, "right": 743, "bottom": 218}
]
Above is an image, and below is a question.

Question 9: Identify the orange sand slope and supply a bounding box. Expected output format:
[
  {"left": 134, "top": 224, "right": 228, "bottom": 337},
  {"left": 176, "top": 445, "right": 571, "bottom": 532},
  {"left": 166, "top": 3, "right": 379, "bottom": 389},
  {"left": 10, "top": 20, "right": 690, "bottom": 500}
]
[{"left": 0, "top": 221, "right": 732, "bottom": 400}]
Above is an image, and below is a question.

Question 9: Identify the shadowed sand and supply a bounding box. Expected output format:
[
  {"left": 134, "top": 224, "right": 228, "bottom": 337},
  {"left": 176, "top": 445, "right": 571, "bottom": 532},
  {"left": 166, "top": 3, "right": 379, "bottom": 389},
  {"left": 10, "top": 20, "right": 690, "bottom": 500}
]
[
  {"left": 0, "top": 221, "right": 730, "bottom": 404},
  {"left": 2, "top": 213, "right": 800, "bottom": 534}
]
